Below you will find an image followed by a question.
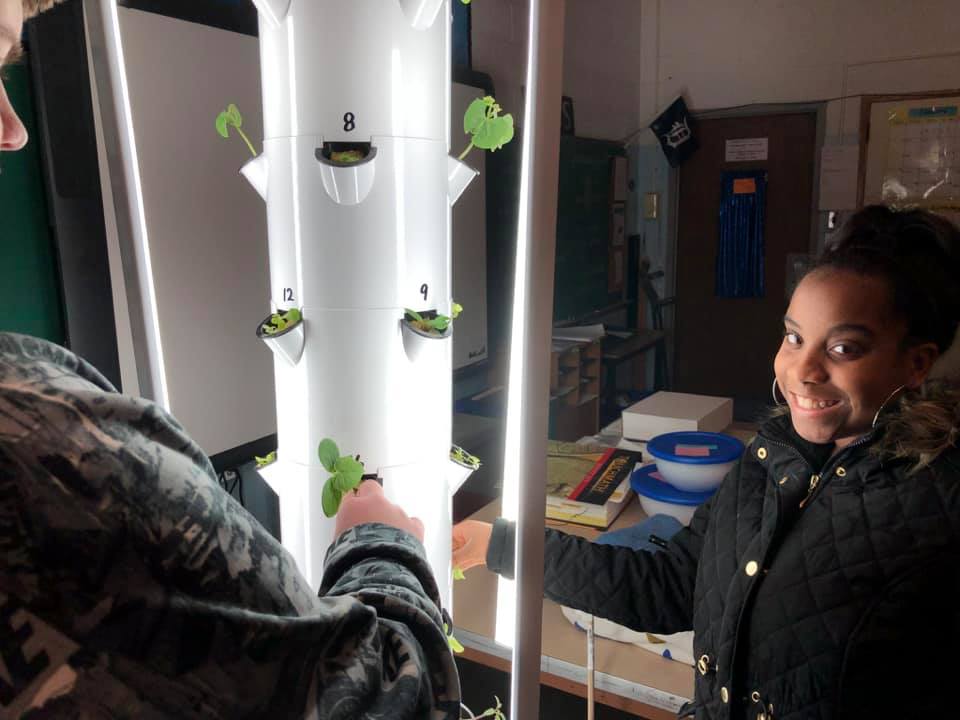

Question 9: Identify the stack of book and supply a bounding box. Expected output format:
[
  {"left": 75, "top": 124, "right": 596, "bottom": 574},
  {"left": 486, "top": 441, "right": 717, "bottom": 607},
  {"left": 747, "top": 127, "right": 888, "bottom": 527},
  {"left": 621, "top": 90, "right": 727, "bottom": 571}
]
[{"left": 545, "top": 440, "right": 642, "bottom": 529}]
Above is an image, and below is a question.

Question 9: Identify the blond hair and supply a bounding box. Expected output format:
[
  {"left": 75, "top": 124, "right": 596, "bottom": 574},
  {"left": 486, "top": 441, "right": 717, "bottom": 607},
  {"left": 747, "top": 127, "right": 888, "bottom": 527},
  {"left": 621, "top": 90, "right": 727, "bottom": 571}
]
[
  {"left": 23, "top": 0, "right": 67, "bottom": 19},
  {"left": 876, "top": 379, "right": 960, "bottom": 473}
]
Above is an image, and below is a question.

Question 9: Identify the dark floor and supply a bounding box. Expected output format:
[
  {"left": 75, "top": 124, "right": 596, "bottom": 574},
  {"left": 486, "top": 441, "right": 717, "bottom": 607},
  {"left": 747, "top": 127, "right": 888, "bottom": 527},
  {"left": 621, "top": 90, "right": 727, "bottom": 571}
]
[{"left": 457, "top": 657, "right": 653, "bottom": 720}]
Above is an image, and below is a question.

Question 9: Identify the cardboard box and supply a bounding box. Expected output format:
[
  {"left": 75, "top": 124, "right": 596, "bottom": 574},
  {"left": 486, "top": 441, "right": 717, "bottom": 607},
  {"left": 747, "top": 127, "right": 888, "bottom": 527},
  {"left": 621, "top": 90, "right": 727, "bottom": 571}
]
[{"left": 622, "top": 391, "right": 733, "bottom": 440}]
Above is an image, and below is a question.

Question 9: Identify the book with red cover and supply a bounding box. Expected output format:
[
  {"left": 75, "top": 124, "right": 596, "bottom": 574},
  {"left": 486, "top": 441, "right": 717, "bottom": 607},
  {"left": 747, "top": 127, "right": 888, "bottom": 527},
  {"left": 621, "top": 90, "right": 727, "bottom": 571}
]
[
  {"left": 567, "top": 447, "right": 641, "bottom": 504},
  {"left": 546, "top": 442, "right": 642, "bottom": 528}
]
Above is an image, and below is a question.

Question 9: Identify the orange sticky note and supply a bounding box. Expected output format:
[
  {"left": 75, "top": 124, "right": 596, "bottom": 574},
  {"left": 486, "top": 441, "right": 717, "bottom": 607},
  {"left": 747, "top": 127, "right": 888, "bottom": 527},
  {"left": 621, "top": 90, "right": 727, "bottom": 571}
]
[{"left": 733, "top": 178, "right": 757, "bottom": 194}]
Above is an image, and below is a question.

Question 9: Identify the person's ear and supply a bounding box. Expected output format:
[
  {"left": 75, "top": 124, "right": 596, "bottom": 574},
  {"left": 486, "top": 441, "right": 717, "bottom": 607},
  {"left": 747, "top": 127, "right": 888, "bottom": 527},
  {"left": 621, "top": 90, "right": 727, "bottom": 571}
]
[{"left": 905, "top": 342, "right": 939, "bottom": 388}]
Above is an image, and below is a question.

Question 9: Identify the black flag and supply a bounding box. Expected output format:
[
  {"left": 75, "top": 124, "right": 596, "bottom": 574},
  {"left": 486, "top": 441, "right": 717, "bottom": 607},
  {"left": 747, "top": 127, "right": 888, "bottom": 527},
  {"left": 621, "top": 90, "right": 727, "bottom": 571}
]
[{"left": 649, "top": 97, "right": 698, "bottom": 167}]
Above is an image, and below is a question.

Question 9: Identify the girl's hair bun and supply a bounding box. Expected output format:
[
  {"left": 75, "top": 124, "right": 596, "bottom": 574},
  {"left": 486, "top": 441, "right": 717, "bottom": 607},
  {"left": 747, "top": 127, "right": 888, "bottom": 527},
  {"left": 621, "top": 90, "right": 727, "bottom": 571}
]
[{"left": 817, "top": 206, "right": 959, "bottom": 352}]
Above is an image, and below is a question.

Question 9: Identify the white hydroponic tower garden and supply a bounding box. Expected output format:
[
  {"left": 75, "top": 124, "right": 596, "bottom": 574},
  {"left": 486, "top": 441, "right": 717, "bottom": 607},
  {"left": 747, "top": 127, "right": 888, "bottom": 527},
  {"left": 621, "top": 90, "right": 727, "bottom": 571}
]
[{"left": 243, "top": 0, "right": 477, "bottom": 609}]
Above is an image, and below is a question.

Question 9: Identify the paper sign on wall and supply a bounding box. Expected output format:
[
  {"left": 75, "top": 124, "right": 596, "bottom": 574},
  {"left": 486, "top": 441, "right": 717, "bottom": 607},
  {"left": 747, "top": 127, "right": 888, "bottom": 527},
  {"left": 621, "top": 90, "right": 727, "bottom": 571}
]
[
  {"left": 725, "top": 138, "right": 768, "bottom": 162},
  {"left": 818, "top": 146, "right": 859, "bottom": 210}
]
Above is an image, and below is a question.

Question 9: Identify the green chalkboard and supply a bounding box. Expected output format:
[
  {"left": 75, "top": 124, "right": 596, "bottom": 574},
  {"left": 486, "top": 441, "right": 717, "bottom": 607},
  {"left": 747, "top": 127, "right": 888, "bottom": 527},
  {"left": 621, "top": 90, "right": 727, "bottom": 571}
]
[
  {"left": 553, "top": 136, "right": 623, "bottom": 323},
  {"left": 0, "top": 62, "right": 64, "bottom": 343}
]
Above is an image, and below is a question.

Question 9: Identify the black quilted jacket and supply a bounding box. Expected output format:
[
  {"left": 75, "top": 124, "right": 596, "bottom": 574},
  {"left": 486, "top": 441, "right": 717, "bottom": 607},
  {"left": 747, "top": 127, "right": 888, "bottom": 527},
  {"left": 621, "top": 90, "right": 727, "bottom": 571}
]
[{"left": 487, "top": 413, "right": 960, "bottom": 719}]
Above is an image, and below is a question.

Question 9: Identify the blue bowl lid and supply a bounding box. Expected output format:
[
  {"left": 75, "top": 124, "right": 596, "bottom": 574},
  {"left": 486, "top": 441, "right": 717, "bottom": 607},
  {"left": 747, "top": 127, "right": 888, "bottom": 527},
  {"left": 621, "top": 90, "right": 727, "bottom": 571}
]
[
  {"left": 645, "top": 431, "right": 744, "bottom": 465},
  {"left": 630, "top": 464, "right": 716, "bottom": 505}
]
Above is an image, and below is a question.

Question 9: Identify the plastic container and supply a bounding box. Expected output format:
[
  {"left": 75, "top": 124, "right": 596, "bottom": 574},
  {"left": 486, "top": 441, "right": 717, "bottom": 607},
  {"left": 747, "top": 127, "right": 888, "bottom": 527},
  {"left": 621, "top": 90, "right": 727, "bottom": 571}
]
[
  {"left": 630, "top": 464, "right": 716, "bottom": 526},
  {"left": 645, "top": 431, "right": 744, "bottom": 493}
]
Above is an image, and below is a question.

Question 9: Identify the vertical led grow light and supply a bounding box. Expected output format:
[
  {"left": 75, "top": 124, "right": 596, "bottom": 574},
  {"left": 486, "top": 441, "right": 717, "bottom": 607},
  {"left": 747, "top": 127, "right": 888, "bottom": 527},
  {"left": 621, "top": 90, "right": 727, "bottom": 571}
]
[
  {"left": 495, "top": 0, "right": 566, "bottom": 717},
  {"left": 87, "top": 0, "right": 170, "bottom": 410}
]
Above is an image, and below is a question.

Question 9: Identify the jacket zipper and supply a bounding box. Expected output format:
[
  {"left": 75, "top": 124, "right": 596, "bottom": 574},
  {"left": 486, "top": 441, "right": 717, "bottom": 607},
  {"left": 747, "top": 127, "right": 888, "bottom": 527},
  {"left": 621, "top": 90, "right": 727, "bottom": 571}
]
[
  {"left": 797, "top": 433, "right": 873, "bottom": 510},
  {"left": 798, "top": 474, "right": 820, "bottom": 509}
]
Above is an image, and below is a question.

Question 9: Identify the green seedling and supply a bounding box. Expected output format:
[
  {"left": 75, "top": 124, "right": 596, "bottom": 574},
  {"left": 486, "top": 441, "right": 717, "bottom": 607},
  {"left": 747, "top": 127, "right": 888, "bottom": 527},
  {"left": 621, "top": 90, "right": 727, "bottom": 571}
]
[
  {"left": 255, "top": 451, "right": 277, "bottom": 468},
  {"left": 329, "top": 149, "right": 366, "bottom": 163},
  {"left": 405, "top": 302, "right": 462, "bottom": 335},
  {"left": 318, "top": 438, "right": 365, "bottom": 517},
  {"left": 260, "top": 307, "right": 302, "bottom": 336},
  {"left": 476, "top": 696, "right": 506, "bottom": 720},
  {"left": 443, "top": 622, "right": 464, "bottom": 654},
  {"left": 450, "top": 444, "right": 481, "bottom": 470},
  {"left": 453, "top": 566, "right": 466, "bottom": 581},
  {"left": 459, "top": 96, "right": 514, "bottom": 161},
  {"left": 216, "top": 103, "right": 257, "bottom": 158}
]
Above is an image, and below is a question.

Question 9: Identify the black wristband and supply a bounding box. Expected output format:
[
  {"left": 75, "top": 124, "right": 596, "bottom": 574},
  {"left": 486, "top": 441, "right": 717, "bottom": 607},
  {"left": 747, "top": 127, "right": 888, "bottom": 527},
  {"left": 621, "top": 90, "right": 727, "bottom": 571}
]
[{"left": 486, "top": 518, "right": 517, "bottom": 580}]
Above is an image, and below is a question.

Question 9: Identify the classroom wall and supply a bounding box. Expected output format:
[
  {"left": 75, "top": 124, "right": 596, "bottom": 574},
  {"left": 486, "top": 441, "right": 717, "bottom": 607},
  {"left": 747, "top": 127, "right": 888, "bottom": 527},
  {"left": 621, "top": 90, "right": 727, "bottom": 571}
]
[
  {"left": 473, "top": 1, "right": 960, "bottom": 380},
  {"left": 471, "top": 0, "right": 642, "bottom": 141},
  {"left": 640, "top": 0, "right": 960, "bottom": 145},
  {"left": 632, "top": 0, "right": 960, "bottom": 378}
]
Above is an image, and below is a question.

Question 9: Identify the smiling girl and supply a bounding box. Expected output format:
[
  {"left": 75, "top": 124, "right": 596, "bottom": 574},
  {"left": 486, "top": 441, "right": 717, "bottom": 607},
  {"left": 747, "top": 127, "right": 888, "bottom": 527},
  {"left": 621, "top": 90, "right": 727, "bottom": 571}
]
[{"left": 456, "top": 205, "right": 960, "bottom": 719}]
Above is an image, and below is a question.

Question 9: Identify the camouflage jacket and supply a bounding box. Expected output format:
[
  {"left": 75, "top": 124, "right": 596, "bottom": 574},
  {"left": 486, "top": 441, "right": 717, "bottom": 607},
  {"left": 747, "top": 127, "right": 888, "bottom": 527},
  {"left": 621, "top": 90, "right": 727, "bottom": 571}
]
[{"left": 0, "top": 333, "right": 460, "bottom": 719}]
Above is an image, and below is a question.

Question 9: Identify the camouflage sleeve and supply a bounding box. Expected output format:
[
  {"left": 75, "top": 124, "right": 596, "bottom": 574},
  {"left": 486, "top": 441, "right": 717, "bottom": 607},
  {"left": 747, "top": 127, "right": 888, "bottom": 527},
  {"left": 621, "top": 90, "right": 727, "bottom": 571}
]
[{"left": 0, "top": 333, "right": 460, "bottom": 719}]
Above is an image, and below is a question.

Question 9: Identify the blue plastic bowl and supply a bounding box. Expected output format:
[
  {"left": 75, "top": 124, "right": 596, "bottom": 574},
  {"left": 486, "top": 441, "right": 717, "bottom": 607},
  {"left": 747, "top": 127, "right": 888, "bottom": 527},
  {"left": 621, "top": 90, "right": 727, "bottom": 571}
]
[{"left": 644, "top": 431, "right": 744, "bottom": 492}]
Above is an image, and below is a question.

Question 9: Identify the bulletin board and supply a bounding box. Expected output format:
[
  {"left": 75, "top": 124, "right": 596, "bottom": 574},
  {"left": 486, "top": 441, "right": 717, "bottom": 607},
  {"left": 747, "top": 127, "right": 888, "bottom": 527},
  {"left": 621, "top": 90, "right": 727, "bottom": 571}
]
[{"left": 859, "top": 91, "right": 960, "bottom": 226}]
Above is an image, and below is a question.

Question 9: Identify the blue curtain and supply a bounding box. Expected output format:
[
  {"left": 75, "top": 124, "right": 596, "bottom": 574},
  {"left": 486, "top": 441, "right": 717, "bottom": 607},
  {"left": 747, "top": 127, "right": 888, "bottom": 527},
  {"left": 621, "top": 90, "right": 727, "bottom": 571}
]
[{"left": 716, "top": 170, "right": 767, "bottom": 298}]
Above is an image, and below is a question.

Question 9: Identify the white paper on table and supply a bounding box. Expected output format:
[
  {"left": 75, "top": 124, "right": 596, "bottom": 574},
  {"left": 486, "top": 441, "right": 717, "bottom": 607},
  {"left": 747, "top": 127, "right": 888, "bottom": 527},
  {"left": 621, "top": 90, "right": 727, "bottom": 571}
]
[{"left": 561, "top": 606, "right": 695, "bottom": 666}]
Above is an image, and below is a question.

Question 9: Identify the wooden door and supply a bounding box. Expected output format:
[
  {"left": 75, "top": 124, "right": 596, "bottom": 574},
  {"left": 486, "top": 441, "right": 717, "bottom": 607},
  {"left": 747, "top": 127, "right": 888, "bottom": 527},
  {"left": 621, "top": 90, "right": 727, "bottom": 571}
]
[{"left": 674, "top": 113, "right": 817, "bottom": 419}]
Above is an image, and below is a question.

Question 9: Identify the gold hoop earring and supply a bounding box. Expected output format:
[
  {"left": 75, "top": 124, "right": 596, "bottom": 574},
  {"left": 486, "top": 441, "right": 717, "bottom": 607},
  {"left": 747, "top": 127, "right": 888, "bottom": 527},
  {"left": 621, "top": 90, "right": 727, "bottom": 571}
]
[
  {"left": 771, "top": 378, "right": 786, "bottom": 407},
  {"left": 871, "top": 384, "right": 906, "bottom": 429}
]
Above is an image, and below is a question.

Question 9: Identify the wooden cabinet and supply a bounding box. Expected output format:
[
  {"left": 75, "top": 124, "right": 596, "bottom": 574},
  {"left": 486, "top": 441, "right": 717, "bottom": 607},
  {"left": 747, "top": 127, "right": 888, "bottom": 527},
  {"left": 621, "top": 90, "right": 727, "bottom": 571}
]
[{"left": 549, "top": 339, "right": 601, "bottom": 440}]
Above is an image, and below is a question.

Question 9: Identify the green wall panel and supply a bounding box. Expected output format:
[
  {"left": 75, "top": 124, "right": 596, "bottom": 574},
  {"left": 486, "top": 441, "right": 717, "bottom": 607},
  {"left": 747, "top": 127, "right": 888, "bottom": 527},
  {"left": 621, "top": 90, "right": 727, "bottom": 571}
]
[
  {"left": 553, "top": 136, "right": 623, "bottom": 323},
  {"left": 0, "top": 62, "right": 65, "bottom": 343}
]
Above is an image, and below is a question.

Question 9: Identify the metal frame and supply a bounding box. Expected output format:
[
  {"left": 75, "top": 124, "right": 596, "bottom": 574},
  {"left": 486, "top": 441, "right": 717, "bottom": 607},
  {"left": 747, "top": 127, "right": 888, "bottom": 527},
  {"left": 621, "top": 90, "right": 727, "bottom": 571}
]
[
  {"left": 504, "top": 1, "right": 566, "bottom": 716},
  {"left": 84, "top": 0, "right": 168, "bottom": 405}
]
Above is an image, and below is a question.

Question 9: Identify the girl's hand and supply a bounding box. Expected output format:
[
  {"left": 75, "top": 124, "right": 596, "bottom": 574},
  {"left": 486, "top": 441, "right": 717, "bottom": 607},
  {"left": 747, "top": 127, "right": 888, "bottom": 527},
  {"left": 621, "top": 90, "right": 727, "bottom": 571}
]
[
  {"left": 452, "top": 520, "right": 493, "bottom": 572},
  {"left": 336, "top": 480, "right": 425, "bottom": 542}
]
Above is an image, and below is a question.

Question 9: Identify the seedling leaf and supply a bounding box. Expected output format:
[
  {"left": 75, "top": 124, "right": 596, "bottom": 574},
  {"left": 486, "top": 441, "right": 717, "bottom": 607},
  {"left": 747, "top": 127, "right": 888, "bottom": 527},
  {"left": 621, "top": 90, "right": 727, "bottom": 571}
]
[
  {"left": 477, "top": 696, "right": 506, "bottom": 720},
  {"left": 227, "top": 103, "right": 242, "bottom": 128},
  {"left": 260, "top": 307, "right": 301, "bottom": 336},
  {"left": 335, "top": 458, "right": 364, "bottom": 493},
  {"left": 472, "top": 113, "right": 514, "bottom": 151},
  {"left": 464, "top": 97, "right": 488, "bottom": 135},
  {"left": 318, "top": 438, "right": 340, "bottom": 472},
  {"left": 330, "top": 150, "right": 365, "bottom": 163},
  {"left": 443, "top": 623, "right": 465, "bottom": 654},
  {"left": 321, "top": 479, "right": 341, "bottom": 517},
  {"left": 254, "top": 450, "right": 277, "bottom": 468},
  {"left": 330, "top": 473, "right": 350, "bottom": 494},
  {"left": 215, "top": 113, "right": 229, "bottom": 138}
]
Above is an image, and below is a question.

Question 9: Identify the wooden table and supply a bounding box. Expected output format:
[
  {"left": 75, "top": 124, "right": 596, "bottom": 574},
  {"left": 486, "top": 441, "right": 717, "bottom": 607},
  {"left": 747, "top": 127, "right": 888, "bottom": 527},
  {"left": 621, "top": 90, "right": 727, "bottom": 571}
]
[
  {"left": 452, "top": 499, "right": 694, "bottom": 720},
  {"left": 451, "top": 421, "right": 758, "bottom": 718}
]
